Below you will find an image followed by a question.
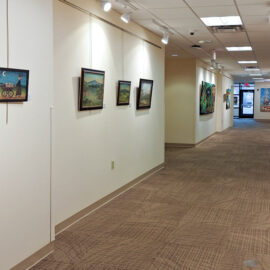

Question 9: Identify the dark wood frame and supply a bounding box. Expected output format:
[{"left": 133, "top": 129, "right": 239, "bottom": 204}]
[
  {"left": 79, "top": 68, "right": 105, "bottom": 111},
  {"left": 117, "top": 80, "right": 131, "bottom": 106},
  {"left": 0, "top": 67, "right": 29, "bottom": 102},
  {"left": 137, "top": 79, "right": 154, "bottom": 110}
]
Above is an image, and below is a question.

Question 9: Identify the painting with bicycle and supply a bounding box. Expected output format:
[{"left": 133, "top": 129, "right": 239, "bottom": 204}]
[{"left": 0, "top": 67, "right": 29, "bottom": 102}]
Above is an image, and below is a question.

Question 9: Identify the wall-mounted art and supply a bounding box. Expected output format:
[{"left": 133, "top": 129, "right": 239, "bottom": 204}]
[
  {"left": 234, "top": 96, "right": 239, "bottom": 107},
  {"left": 137, "top": 79, "right": 153, "bottom": 110},
  {"left": 0, "top": 67, "right": 29, "bottom": 102},
  {"left": 226, "top": 89, "right": 231, "bottom": 110},
  {"left": 117, "top": 81, "right": 131, "bottom": 106},
  {"left": 260, "top": 88, "right": 270, "bottom": 112},
  {"left": 79, "top": 68, "right": 105, "bottom": 111},
  {"left": 200, "top": 81, "right": 215, "bottom": 115}
]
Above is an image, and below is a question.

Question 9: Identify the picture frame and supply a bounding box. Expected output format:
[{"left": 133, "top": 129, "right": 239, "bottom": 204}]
[
  {"left": 79, "top": 68, "right": 105, "bottom": 111},
  {"left": 200, "top": 81, "right": 215, "bottom": 115},
  {"left": 0, "top": 67, "right": 29, "bottom": 102},
  {"left": 117, "top": 80, "right": 131, "bottom": 106},
  {"left": 137, "top": 79, "right": 154, "bottom": 110}
]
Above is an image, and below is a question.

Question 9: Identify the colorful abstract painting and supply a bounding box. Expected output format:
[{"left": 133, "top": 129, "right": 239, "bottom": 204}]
[
  {"left": 226, "top": 89, "right": 231, "bottom": 110},
  {"left": 260, "top": 88, "right": 270, "bottom": 112},
  {"left": 0, "top": 67, "right": 29, "bottom": 102},
  {"left": 200, "top": 81, "right": 215, "bottom": 114}
]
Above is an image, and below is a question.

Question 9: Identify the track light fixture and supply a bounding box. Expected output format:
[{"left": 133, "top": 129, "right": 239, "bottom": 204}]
[
  {"left": 121, "top": 13, "right": 131, "bottom": 23},
  {"left": 102, "top": 1, "right": 112, "bottom": 12},
  {"left": 161, "top": 32, "right": 169, "bottom": 45}
]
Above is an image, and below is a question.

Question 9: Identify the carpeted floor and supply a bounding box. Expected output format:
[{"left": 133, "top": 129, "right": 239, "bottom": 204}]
[{"left": 32, "top": 119, "right": 270, "bottom": 270}]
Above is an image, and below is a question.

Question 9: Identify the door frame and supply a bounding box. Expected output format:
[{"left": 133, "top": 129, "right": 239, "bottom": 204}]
[{"left": 239, "top": 90, "right": 254, "bottom": 118}]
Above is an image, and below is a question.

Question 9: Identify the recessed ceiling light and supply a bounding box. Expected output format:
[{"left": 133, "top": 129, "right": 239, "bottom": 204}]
[
  {"left": 198, "top": 40, "right": 212, "bottom": 44},
  {"left": 171, "top": 54, "right": 179, "bottom": 57},
  {"left": 201, "top": 16, "right": 242, "bottom": 27},
  {"left": 227, "top": 47, "right": 252, "bottom": 52},
  {"left": 238, "top": 60, "right": 257, "bottom": 64}
]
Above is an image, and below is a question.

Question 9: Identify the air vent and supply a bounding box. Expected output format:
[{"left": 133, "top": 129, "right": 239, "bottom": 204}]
[
  {"left": 191, "top": 44, "right": 201, "bottom": 49},
  {"left": 209, "top": 25, "right": 244, "bottom": 33}
]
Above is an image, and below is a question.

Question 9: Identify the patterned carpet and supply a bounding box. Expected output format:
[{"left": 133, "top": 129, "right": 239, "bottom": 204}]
[{"left": 32, "top": 119, "right": 270, "bottom": 270}]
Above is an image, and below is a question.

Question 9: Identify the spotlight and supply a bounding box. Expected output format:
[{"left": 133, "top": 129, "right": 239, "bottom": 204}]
[
  {"left": 102, "top": 1, "right": 112, "bottom": 12},
  {"left": 121, "top": 13, "right": 131, "bottom": 23},
  {"left": 161, "top": 32, "right": 169, "bottom": 45}
]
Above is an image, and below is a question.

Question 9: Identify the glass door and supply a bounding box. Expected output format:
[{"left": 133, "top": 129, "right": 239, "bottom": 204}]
[{"left": 240, "top": 90, "right": 254, "bottom": 118}]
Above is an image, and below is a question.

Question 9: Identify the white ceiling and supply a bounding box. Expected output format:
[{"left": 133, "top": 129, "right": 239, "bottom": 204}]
[{"left": 111, "top": 0, "right": 270, "bottom": 80}]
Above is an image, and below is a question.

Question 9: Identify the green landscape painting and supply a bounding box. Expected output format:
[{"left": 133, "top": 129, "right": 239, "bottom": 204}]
[
  {"left": 80, "top": 68, "right": 105, "bottom": 110},
  {"left": 200, "top": 81, "right": 215, "bottom": 114},
  {"left": 117, "top": 81, "right": 131, "bottom": 105},
  {"left": 0, "top": 68, "right": 29, "bottom": 102},
  {"left": 137, "top": 79, "right": 153, "bottom": 109}
]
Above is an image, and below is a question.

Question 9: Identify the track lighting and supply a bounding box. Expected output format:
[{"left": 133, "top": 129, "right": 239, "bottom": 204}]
[
  {"left": 102, "top": 1, "right": 112, "bottom": 12},
  {"left": 121, "top": 13, "right": 131, "bottom": 23},
  {"left": 161, "top": 32, "right": 169, "bottom": 45}
]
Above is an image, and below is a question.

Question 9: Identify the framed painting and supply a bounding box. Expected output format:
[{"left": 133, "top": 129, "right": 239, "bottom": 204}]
[
  {"left": 234, "top": 96, "right": 239, "bottom": 108},
  {"left": 137, "top": 79, "right": 153, "bottom": 110},
  {"left": 226, "top": 89, "right": 231, "bottom": 110},
  {"left": 117, "top": 80, "right": 131, "bottom": 106},
  {"left": 79, "top": 68, "right": 105, "bottom": 111},
  {"left": 200, "top": 81, "right": 215, "bottom": 115},
  {"left": 260, "top": 88, "right": 270, "bottom": 112},
  {"left": 0, "top": 67, "right": 29, "bottom": 102}
]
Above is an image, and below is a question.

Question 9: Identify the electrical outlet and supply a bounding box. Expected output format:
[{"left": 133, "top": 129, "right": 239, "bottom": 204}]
[{"left": 111, "top": 161, "right": 115, "bottom": 170}]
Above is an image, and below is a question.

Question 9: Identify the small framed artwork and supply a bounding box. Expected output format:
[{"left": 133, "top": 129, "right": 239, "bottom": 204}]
[
  {"left": 117, "top": 80, "right": 131, "bottom": 106},
  {"left": 137, "top": 79, "right": 154, "bottom": 110},
  {"left": 0, "top": 67, "right": 29, "bottom": 102},
  {"left": 79, "top": 68, "right": 105, "bottom": 111}
]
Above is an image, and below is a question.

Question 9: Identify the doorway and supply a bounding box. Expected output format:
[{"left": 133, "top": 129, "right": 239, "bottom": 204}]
[{"left": 239, "top": 90, "right": 254, "bottom": 118}]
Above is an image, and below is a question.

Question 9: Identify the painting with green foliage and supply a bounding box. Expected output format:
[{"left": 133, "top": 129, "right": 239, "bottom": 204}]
[
  {"left": 200, "top": 81, "right": 215, "bottom": 115},
  {"left": 0, "top": 67, "right": 29, "bottom": 102},
  {"left": 117, "top": 81, "right": 131, "bottom": 106},
  {"left": 79, "top": 68, "right": 105, "bottom": 111},
  {"left": 137, "top": 79, "right": 153, "bottom": 109}
]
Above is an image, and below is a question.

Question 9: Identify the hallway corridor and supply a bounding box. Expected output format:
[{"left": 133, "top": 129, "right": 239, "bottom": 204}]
[{"left": 32, "top": 120, "right": 270, "bottom": 270}]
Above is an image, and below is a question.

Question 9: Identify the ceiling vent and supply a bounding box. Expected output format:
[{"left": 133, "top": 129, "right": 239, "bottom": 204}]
[{"left": 209, "top": 25, "right": 244, "bottom": 33}]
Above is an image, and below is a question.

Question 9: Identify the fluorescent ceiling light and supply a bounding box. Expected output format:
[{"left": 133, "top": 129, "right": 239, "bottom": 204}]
[
  {"left": 171, "top": 54, "right": 179, "bottom": 57},
  {"left": 238, "top": 60, "right": 257, "bottom": 64},
  {"left": 201, "top": 16, "right": 242, "bottom": 27},
  {"left": 245, "top": 68, "right": 260, "bottom": 71},
  {"left": 226, "top": 47, "right": 252, "bottom": 52},
  {"left": 102, "top": 1, "right": 112, "bottom": 12},
  {"left": 252, "top": 78, "right": 264, "bottom": 80},
  {"left": 161, "top": 32, "right": 169, "bottom": 45},
  {"left": 249, "top": 74, "right": 262, "bottom": 76},
  {"left": 121, "top": 13, "right": 131, "bottom": 23}
]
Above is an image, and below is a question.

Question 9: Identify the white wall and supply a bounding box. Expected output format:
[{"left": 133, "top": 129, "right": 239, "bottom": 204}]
[
  {"left": 254, "top": 82, "right": 270, "bottom": 120},
  {"left": 195, "top": 63, "right": 217, "bottom": 143},
  {"left": 0, "top": 0, "right": 53, "bottom": 269},
  {"left": 53, "top": 1, "right": 165, "bottom": 226},
  {"left": 222, "top": 75, "right": 234, "bottom": 130}
]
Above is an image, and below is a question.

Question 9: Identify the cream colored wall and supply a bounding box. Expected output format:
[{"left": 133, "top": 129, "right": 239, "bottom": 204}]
[
  {"left": 53, "top": 0, "right": 165, "bottom": 226},
  {"left": 165, "top": 58, "right": 196, "bottom": 144},
  {"left": 222, "top": 75, "right": 234, "bottom": 130},
  {"left": 0, "top": 0, "right": 53, "bottom": 269},
  {"left": 254, "top": 82, "right": 270, "bottom": 119},
  {"left": 195, "top": 62, "right": 217, "bottom": 144}
]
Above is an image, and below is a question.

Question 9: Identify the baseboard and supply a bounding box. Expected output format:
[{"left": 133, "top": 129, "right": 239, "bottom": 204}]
[
  {"left": 10, "top": 242, "right": 54, "bottom": 270},
  {"left": 195, "top": 132, "right": 218, "bottom": 146},
  {"left": 55, "top": 163, "right": 165, "bottom": 235},
  {"left": 165, "top": 143, "right": 195, "bottom": 148}
]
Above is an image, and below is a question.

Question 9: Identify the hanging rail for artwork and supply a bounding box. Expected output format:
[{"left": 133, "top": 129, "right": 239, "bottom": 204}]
[{"left": 57, "top": 0, "right": 162, "bottom": 49}]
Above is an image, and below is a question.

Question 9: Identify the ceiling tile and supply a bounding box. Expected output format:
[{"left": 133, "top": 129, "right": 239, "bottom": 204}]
[
  {"left": 185, "top": 0, "right": 234, "bottom": 7},
  {"left": 151, "top": 7, "right": 195, "bottom": 19},
  {"left": 133, "top": 0, "right": 186, "bottom": 9},
  {"left": 192, "top": 6, "right": 239, "bottom": 17}
]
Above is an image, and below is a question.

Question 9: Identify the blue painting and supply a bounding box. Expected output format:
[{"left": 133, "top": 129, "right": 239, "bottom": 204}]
[
  {"left": 261, "top": 88, "right": 270, "bottom": 112},
  {"left": 0, "top": 67, "right": 29, "bottom": 102}
]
